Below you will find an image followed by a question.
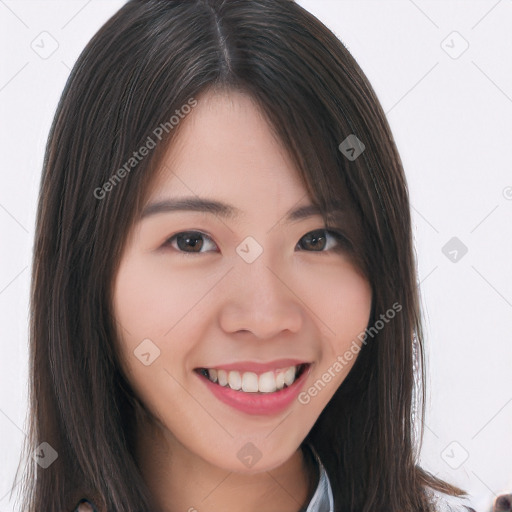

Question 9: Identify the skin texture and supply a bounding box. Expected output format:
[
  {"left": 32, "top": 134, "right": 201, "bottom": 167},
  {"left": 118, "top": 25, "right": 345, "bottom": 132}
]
[{"left": 112, "top": 90, "right": 373, "bottom": 512}]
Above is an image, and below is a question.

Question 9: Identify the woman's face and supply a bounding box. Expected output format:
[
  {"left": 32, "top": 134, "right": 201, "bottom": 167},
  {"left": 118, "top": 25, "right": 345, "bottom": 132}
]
[{"left": 113, "top": 89, "right": 372, "bottom": 474}]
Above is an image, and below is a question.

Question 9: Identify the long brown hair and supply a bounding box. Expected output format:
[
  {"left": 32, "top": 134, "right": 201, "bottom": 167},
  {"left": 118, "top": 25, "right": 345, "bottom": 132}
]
[{"left": 14, "top": 0, "right": 471, "bottom": 510}]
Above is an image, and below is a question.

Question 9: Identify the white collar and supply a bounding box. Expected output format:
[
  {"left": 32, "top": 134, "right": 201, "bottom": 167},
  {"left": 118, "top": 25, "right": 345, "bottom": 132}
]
[{"left": 304, "top": 444, "right": 334, "bottom": 512}]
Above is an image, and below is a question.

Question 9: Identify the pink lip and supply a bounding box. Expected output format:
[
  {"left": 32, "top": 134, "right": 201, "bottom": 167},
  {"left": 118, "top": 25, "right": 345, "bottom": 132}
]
[
  {"left": 196, "top": 358, "right": 308, "bottom": 373},
  {"left": 196, "top": 363, "right": 312, "bottom": 416}
]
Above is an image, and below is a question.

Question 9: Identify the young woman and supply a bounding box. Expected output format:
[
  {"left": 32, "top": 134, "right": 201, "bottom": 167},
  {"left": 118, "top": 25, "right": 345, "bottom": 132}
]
[{"left": 14, "top": 1, "right": 480, "bottom": 511}]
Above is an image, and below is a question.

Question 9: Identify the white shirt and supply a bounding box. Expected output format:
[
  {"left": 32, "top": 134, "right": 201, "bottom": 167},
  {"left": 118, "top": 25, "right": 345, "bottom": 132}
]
[{"left": 304, "top": 444, "right": 334, "bottom": 512}]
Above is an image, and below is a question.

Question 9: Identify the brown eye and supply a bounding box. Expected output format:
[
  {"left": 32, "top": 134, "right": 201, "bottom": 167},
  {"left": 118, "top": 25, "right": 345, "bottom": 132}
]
[
  {"left": 297, "top": 229, "right": 347, "bottom": 252},
  {"left": 163, "top": 231, "right": 218, "bottom": 253}
]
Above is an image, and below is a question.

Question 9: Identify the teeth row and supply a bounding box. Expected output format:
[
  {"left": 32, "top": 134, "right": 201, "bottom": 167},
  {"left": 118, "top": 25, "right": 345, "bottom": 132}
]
[{"left": 206, "top": 366, "right": 299, "bottom": 393}]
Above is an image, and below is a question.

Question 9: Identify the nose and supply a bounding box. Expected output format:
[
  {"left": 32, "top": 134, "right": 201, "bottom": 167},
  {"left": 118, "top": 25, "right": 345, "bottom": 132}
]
[{"left": 218, "top": 253, "right": 303, "bottom": 339}]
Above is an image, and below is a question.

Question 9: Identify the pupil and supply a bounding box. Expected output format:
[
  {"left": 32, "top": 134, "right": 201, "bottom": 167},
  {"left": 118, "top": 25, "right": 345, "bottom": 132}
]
[
  {"left": 305, "top": 231, "right": 325, "bottom": 250},
  {"left": 178, "top": 233, "right": 202, "bottom": 251}
]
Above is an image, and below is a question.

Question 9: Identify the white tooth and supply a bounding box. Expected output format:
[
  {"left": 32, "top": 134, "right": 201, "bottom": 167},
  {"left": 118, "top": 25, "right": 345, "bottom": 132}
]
[
  {"left": 275, "top": 371, "right": 285, "bottom": 390},
  {"left": 258, "top": 371, "right": 277, "bottom": 393},
  {"left": 217, "top": 369, "right": 228, "bottom": 386},
  {"left": 228, "top": 371, "right": 242, "bottom": 390},
  {"left": 242, "top": 372, "right": 259, "bottom": 392},
  {"left": 283, "top": 366, "right": 297, "bottom": 386},
  {"left": 212, "top": 366, "right": 301, "bottom": 392}
]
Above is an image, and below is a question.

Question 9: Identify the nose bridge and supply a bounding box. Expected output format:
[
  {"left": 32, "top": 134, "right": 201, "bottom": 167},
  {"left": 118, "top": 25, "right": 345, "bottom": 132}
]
[
  {"left": 235, "top": 243, "right": 288, "bottom": 308},
  {"left": 220, "top": 240, "right": 303, "bottom": 336}
]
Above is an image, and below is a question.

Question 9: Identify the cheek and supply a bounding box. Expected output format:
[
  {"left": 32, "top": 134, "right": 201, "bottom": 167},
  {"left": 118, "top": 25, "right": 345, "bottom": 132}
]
[
  {"left": 112, "top": 253, "right": 214, "bottom": 394},
  {"left": 112, "top": 256, "right": 181, "bottom": 384},
  {"left": 295, "top": 269, "right": 371, "bottom": 415},
  {"left": 307, "top": 264, "right": 372, "bottom": 375},
  {"left": 112, "top": 261, "right": 192, "bottom": 424},
  {"left": 113, "top": 253, "right": 207, "bottom": 340},
  {"left": 309, "top": 262, "right": 372, "bottom": 340}
]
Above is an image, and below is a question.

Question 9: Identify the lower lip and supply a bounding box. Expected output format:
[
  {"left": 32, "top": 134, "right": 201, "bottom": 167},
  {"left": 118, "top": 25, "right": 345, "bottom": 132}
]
[{"left": 196, "top": 365, "right": 311, "bottom": 416}]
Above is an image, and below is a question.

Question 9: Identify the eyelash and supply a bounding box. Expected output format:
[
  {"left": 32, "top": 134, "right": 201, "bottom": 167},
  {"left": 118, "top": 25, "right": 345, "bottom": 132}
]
[{"left": 161, "top": 229, "right": 350, "bottom": 255}]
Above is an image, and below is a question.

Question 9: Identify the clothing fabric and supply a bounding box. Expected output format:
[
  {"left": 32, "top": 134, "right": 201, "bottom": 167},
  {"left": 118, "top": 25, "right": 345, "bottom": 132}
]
[{"left": 303, "top": 443, "right": 335, "bottom": 512}]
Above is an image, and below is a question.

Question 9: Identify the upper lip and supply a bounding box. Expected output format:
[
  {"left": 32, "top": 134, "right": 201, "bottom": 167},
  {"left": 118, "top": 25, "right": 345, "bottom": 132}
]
[{"left": 195, "top": 359, "right": 310, "bottom": 373}]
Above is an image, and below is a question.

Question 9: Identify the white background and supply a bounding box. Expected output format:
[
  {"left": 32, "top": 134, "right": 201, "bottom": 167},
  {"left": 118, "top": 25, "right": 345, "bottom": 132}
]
[{"left": 1, "top": 1, "right": 511, "bottom": 511}]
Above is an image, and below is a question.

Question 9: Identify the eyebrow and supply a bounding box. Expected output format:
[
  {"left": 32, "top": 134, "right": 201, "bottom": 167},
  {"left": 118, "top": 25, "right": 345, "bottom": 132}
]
[{"left": 139, "top": 196, "right": 337, "bottom": 224}]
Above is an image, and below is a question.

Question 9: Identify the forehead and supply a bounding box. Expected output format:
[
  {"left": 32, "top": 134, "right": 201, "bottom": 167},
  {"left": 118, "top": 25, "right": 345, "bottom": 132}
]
[{"left": 145, "top": 89, "right": 310, "bottom": 209}]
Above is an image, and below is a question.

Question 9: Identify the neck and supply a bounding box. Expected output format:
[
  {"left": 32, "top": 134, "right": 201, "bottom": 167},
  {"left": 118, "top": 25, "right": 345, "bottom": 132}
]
[{"left": 134, "top": 415, "right": 318, "bottom": 512}]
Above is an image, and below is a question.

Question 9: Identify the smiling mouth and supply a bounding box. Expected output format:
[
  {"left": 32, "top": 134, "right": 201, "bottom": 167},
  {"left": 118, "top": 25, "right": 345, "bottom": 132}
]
[{"left": 194, "top": 363, "right": 310, "bottom": 394}]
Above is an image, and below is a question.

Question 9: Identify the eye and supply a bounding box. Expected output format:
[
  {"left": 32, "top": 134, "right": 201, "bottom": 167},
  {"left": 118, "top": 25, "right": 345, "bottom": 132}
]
[
  {"left": 162, "top": 231, "right": 218, "bottom": 254},
  {"left": 161, "top": 228, "right": 350, "bottom": 255},
  {"left": 296, "top": 229, "right": 348, "bottom": 252}
]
